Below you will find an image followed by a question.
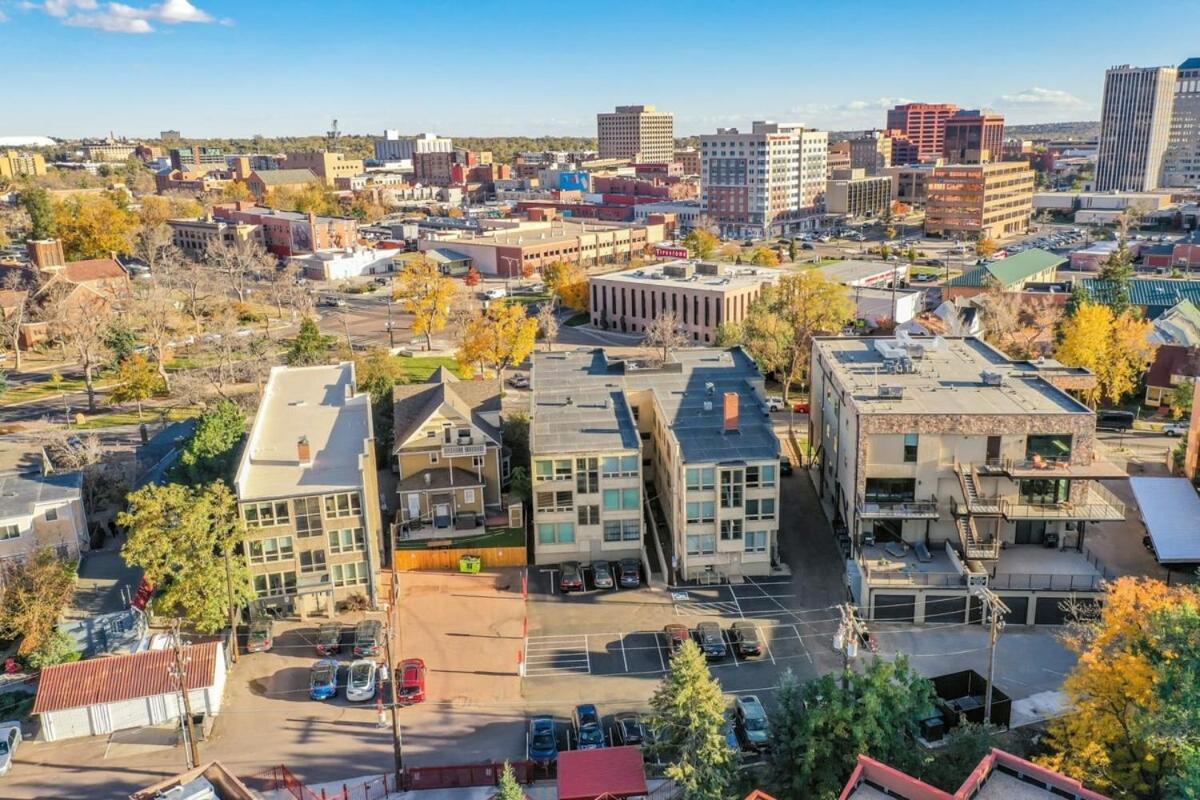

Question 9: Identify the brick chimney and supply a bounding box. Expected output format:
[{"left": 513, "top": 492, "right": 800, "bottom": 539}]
[
  {"left": 297, "top": 436, "right": 311, "bottom": 465},
  {"left": 723, "top": 392, "right": 739, "bottom": 434}
]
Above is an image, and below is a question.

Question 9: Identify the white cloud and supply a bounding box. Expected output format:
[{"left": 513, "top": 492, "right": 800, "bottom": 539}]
[
  {"left": 154, "top": 0, "right": 209, "bottom": 22},
  {"left": 0, "top": 10, "right": 8, "bottom": 21},
  {"left": 997, "top": 87, "right": 1085, "bottom": 107},
  {"left": 38, "top": 0, "right": 218, "bottom": 32}
]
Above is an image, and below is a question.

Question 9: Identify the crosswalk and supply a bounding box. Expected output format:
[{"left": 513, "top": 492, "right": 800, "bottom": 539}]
[{"left": 524, "top": 634, "right": 591, "bottom": 677}]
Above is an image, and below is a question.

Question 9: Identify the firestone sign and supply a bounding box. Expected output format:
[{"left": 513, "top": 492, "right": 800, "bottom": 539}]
[{"left": 655, "top": 245, "right": 689, "bottom": 259}]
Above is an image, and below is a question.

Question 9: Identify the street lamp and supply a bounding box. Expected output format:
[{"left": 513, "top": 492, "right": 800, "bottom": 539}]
[{"left": 386, "top": 298, "right": 395, "bottom": 349}]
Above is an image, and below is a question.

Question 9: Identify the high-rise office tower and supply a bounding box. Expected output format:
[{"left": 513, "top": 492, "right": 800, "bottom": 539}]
[
  {"left": 1163, "top": 58, "right": 1200, "bottom": 187},
  {"left": 886, "top": 103, "right": 959, "bottom": 162},
  {"left": 1095, "top": 64, "right": 1177, "bottom": 191},
  {"left": 597, "top": 105, "right": 675, "bottom": 164}
]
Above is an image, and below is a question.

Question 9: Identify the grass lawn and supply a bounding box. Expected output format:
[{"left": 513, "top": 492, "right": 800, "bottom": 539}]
[
  {"left": 565, "top": 312, "right": 590, "bottom": 327},
  {"left": 394, "top": 355, "right": 466, "bottom": 382},
  {"left": 72, "top": 406, "right": 201, "bottom": 430},
  {"left": 505, "top": 292, "right": 551, "bottom": 306},
  {"left": 0, "top": 376, "right": 112, "bottom": 404},
  {"left": 395, "top": 526, "right": 526, "bottom": 550}
]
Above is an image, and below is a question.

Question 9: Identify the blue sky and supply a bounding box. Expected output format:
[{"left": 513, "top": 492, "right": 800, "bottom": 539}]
[{"left": 1, "top": 0, "right": 1197, "bottom": 139}]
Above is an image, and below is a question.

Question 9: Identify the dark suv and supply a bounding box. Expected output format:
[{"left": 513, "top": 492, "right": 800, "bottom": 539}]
[
  {"left": 618, "top": 559, "right": 641, "bottom": 588},
  {"left": 353, "top": 619, "right": 383, "bottom": 657},
  {"left": 730, "top": 621, "right": 763, "bottom": 658},
  {"left": 694, "top": 621, "right": 727, "bottom": 659}
]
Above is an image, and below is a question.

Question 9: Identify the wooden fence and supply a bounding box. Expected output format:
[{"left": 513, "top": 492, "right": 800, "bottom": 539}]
[{"left": 393, "top": 545, "right": 527, "bottom": 571}]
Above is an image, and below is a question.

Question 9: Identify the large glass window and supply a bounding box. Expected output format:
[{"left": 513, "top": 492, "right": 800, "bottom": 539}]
[
  {"left": 299, "top": 549, "right": 326, "bottom": 574},
  {"left": 328, "top": 527, "right": 366, "bottom": 553},
  {"left": 248, "top": 536, "right": 294, "bottom": 563},
  {"left": 537, "top": 522, "right": 575, "bottom": 544},
  {"left": 903, "top": 434, "right": 919, "bottom": 463},
  {"left": 1025, "top": 434, "right": 1072, "bottom": 463},
  {"left": 535, "top": 460, "right": 553, "bottom": 481},
  {"left": 323, "top": 492, "right": 361, "bottom": 519},
  {"left": 720, "top": 469, "right": 744, "bottom": 508},
  {"left": 745, "top": 530, "right": 769, "bottom": 553},
  {"left": 686, "top": 501, "right": 716, "bottom": 523},
  {"left": 687, "top": 467, "right": 715, "bottom": 490},
  {"left": 244, "top": 501, "right": 290, "bottom": 528},
  {"left": 864, "top": 478, "right": 916, "bottom": 503},
  {"left": 253, "top": 570, "right": 296, "bottom": 598},
  {"left": 0, "top": 524, "right": 19, "bottom": 540},
  {"left": 602, "top": 488, "right": 639, "bottom": 510},
  {"left": 293, "top": 497, "right": 323, "bottom": 537},
  {"left": 576, "top": 458, "right": 599, "bottom": 494},
  {"left": 686, "top": 534, "right": 717, "bottom": 555},
  {"left": 577, "top": 505, "right": 600, "bottom": 526},
  {"left": 601, "top": 455, "right": 638, "bottom": 478},
  {"left": 603, "top": 520, "right": 641, "bottom": 542},
  {"left": 720, "top": 519, "right": 744, "bottom": 540},
  {"left": 1019, "top": 478, "right": 1069, "bottom": 505},
  {"left": 746, "top": 465, "right": 775, "bottom": 488},
  {"left": 332, "top": 561, "right": 368, "bottom": 586}
]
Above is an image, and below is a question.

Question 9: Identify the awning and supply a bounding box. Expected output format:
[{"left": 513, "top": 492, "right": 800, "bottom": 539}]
[
  {"left": 557, "top": 746, "right": 648, "bottom": 800},
  {"left": 1130, "top": 477, "right": 1200, "bottom": 563}
]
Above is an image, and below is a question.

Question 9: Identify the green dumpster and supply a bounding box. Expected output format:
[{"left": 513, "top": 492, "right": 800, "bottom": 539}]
[{"left": 458, "top": 555, "right": 482, "bottom": 574}]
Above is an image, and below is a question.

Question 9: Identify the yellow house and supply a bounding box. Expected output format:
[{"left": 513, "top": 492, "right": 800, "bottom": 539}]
[{"left": 391, "top": 368, "right": 503, "bottom": 540}]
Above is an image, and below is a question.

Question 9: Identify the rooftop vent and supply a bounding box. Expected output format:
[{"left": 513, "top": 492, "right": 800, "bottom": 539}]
[
  {"left": 705, "top": 382, "right": 715, "bottom": 395},
  {"left": 879, "top": 384, "right": 904, "bottom": 399},
  {"left": 565, "top": 395, "right": 574, "bottom": 405},
  {"left": 703, "top": 400, "right": 713, "bottom": 412},
  {"left": 981, "top": 370, "right": 1005, "bottom": 387}
]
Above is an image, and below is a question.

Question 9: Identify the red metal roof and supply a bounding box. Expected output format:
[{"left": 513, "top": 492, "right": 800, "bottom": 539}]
[
  {"left": 33, "top": 641, "right": 219, "bottom": 714},
  {"left": 556, "top": 746, "right": 647, "bottom": 800}
]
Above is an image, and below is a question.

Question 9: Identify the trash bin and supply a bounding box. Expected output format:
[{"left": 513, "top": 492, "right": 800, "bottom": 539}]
[{"left": 458, "top": 555, "right": 481, "bottom": 574}]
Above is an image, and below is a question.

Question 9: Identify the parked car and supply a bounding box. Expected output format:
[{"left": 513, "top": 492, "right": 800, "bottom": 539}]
[
  {"left": 506, "top": 374, "right": 530, "bottom": 389},
  {"left": 792, "top": 401, "right": 811, "bottom": 414},
  {"left": 730, "top": 621, "right": 764, "bottom": 657},
  {"left": 397, "top": 658, "right": 426, "bottom": 705},
  {"left": 800, "top": 242, "right": 815, "bottom": 250},
  {"left": 766, "top": 396, "right": 787, "bottom": 412},
  {"left": 618, "top": 559, "right": 641, "bottom": 588},
  {"left": 734, "top": 695, "right": 770, "bottom": 751},
  {"left": 694, "top": 621, "right": 727, "bottom": 659},
  {"left": 319, "top": 295, "right": 347, "bottom": 308},
  {"left": 573, "top": 704, "right": 605, "bottom": 750},
  {"left": 780, "top": 456, "right": 793, "bottom": 476},
  {"left": 1164, "top": 421, "right": 1190, "bottom": 437},
  {"left": 309, "top": 659, "right": 339, "bottom": 701},
  {"left": 0, "top": 723, "right": 21, "bottom": 776},
  {"left": 613, "top": 712, "right": 645, "bottom": 746},
  {"left": 353, "top": 619, "right": 383, "bottom": 657},
  {"left": 663, "top": 623, "right": 690, "bottom": 657},
  {"left": 592, "top": 560, "right": 615, "bottom": 590},
  {"left": 315, "top": 622, "right": 343, "bottom": 656},
  {"left": 246, "top": 618, "right": 274, "bottom": 653},
  {"left": 345, "top": 659, "right": 378, "bottom": 702},
  {"left": 485, "top": 287, "right": 508, "bottom": 300},
  {"left": 560, "top": 561, "right": 585, "bottom": 592},
  {"left": 528, "top": 715, "right": 558, "bottom": 762}
]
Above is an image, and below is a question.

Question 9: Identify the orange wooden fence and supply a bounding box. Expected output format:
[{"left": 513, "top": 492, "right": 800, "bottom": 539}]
[{"left": 393, "top": 545, "right": 527, "bottom": 571}]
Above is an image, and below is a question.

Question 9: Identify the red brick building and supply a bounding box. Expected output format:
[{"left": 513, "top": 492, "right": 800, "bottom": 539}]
[
  {"left": 212, "top": 203, "right": 357, "bottom": 257},
  {"left": 943, "top": 110, "right": 1006, "bottom": 163},
  {"left": 887, "top": 103, "right": 960, "bottom": 161}
]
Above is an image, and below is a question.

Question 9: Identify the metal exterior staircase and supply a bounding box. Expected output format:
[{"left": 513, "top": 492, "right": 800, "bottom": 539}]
[
  {"left": 954, "top": 513, "right": 1000, "bottom": 561},
  {"left": 954, "top": 462, "right": 1001, "bottom": 515}
]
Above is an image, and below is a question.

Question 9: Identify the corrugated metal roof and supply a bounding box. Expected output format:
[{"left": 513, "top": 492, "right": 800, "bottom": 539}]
[
  {"left": 33, "top": 641, "right": 219, "bottom": 714},
  {"left": 1081, "top": 278, "right": 1200, "bottom": 309},
  {"left": 946, "top": 249, "right": 1064, "bottom": 288},
  {"left": 556, "top": 746, "right": 647, "bottom": 800}
]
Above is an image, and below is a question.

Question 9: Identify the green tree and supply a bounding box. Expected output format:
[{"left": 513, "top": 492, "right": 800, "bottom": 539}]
[
  {"left": 1169, "top": 379, "right": 1195, "bottom": 420},
  {"left": 502, "top": 412, "right": 530, "bottom": 475},
  {"left": 104, "top": 318, "right": 139, "bottom": 368},
  {"left": 919, "top": 722, "right": 997, "bottom": 792},
  {"left": 768, "top": 656, "right": 935, "bottom": 799},
  {"left": 508, "top": 466, "right": 531, "bottom": 505},
  {"left": 683, "top": 229, "right": 719, "bottom": 260},
  {"left": 788, "top": 240, "right": 798, "bottom": 263},
  {"left": 119, "top": 481, "right": 253, "bottom": 633},
  {"left": 287, "top": 317, "right": 334, "bottom": 366},
  {"left": 494, "top": 762, "right": 524, "bottom": 800},
  {"left": 173, "top": 401, "right": 246, "bottom": 486},
  {"left": 1098, "top": 238, "right": 1136, "bottom": 316},
  {"left": 24, "top": 628, "right": 81, "bottom": 669},
  {"left": 21, "top": 185, "right": 55, "bottom": 240},
  {"left": 354, "top": 348, "right": 407, "bottom": 462},
  {"left": 394, "top": 256, "right": 457, "bottom": 350},
  {"left": 110, "top": 353, "right": 165, "bottom": 419},
  {"left": 647, "top": 640, "right": 738, "bottom": 800},
  {"left": 0, "top": 548, "right": 77, "bottom": 657},
  {"left": 1140, "top": 602, "right": 1200, "bottom": 798}
]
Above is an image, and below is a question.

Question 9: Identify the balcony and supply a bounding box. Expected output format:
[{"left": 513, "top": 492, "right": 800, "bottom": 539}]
[
  {"left": 999, "top": 481, "right": 1126, "bottom": 522},
  {"left": 1000, "top": 456, "right": 1127, "bottom": 480},
  {"left": 857, "top": 495, "right": 939, "bottom": 520},
  {"left": 442, "top": 442, "right": 487, "bottom": 458}
]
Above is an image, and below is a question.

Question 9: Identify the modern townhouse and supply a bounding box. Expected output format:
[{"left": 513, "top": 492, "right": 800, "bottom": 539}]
[
  {"left": 531, "top": 347, "right": 781, "bottom": 582},
  {"left": 234, "top": 363, "right": 384, "bottom": 617},
  {"left": 810, "top": 334, "right": 1127, "bottom": 626}
]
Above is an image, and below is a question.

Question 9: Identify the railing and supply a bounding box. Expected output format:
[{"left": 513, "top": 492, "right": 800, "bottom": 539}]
[
  {"left": 999, "top": 481, "right": 1126, "bottom": 521},
  {"left": 954, "top": 462, "right": 1001, "bottom": 514},
  {"left": 955, "top": 514, "right": 1001, "bottom": 560},
  {"left": 975, "top": 457, "right": 1006, "bottom": 475},
  {"left": 857, "top": 496, "right": 940, "bottom": 519},
  {"left": 862, "top": 565, "right": 967, "bottom": 588},
  {"left": 1004, "top": 455, "right": 1071, "bottom": 473},
  {"left": 990, "top": 572, "right": 1106, "bottom": 592},
  {"left": 442, "top": 442, "right": 486, "bottom": 457}
]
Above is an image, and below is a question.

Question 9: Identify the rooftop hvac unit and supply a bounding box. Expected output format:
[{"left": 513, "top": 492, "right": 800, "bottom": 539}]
[
  {"left": 157, "top": 778, "right": 216, "bottom": 800},
  {"left": 981, "top": 370, "right": 1005, "bottom": 386},
  {"left": 879, "top": 384, "right": 904, "bottom": 399}
]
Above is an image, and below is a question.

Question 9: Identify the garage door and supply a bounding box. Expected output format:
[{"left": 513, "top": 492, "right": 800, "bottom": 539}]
[
  {"left": 998, "top": 596, "right": 1029, "bottom": 626},
  {"left": 45, "top": 707, "right": 94, "bottom": 741},
  {"left": 924, "top": 595, "right": 967, "bottom": 624},
  {"left": 873, "top": 594, "right": 915, "bottom": 622},
  {"left": 1035, "top": 596, "right": 1100, "bottom": 625},
  {"left": 107, "top": 697, "right": 152, "bottom": 732}
]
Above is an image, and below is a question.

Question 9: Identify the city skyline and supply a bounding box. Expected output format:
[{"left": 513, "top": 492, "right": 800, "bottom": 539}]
[{"left": 1, "top": 0, "right": 1198, "bottom": 139}]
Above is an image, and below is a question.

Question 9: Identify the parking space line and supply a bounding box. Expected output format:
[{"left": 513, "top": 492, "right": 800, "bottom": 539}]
[
  {"left": 654, "top": 632, "right": 665, "bottom": 672},
  {"left": 619, "top": 635, "right": 628, "bottom": 672},
  {"left": 726, "top": 631, "right": 739, "bottom": 668},
  {"left": 584, "top": 634, "right": 591, "bottom": 674},
  {"left": 791, "top": 623, "right": 813, "bottom": 663},
  {"left": 764, "top": 635, "right": 777, "bottom": 665}
]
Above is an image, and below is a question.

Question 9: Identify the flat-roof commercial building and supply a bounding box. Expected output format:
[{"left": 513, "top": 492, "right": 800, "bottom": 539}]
[
  {"left": 588, "top": 260, "right": 780, "bottom": 342},
  {"left": 886, "top": 103, "right": 960, "bottom": 162},
  {"left": 810, "top": 335, "right": 1126, "bottom": 625},
  {"left": 213, "top": 203, "right": 359, "bottom": 257},
  {"left": 1096, "top": 64, "right": 1177, "bottom": 191},
  {"left": 374, "top": 131, "right": 453, "bottom": 162},
  {"left": 848, "top": 131, "right": 892, "bottom": 175},
  {"left": 234, "top": 363, "right": 384, "bottom": 616},
  {"left": 168, "top": 217, "right": 263, "bottom": 257},
  {"left": 818, "top": 259, "right": 909, "bottom": 288},
  {"left": 924, "top": 162, "right": 1034, "bottom": 239},
  {"left": 825, "top": 168, "right": 892, "bottom": 217},
  {"left": 0, "top": 149, "right": 46, "bottom": 178},
  {"left": 1164, "top": 57, "right": 1200, "bottom": 187},
  {"left": 597, "top": 105, "right": 675, "bottom": 165},
  {"left": 531, "top": 348, "right": 780, "bottom": 581},
  {"left": 285, "top": 151, "right": 364, "bottom": 187},
  {"left": 942, "top": 110, "right": 1005, "bottom": 163},
  {"left": 881, "top": 163, "right": 939, "bottom": 206}
]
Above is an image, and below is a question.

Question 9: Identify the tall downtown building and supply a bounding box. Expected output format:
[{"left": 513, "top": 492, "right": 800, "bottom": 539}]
[
  {"left": 886, "top": 103, "right": 959, "bottom": 161},
  {"left": 1163, "top": 58, "right": 1200, "bottom": 187},
  {"left": 1095, "top": 64, "right": 1177, "bottom": 191},
  {"left": 596, "top": 105, "right": 675, "bottom": 164},
  {"left": 699, "top": 122, "right": 828, "bottom": 239}
]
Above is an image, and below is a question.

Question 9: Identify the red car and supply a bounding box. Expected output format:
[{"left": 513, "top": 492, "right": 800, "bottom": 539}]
[
  {"left": 396, "top": 658, "right": 426, "bottom": 705},
  {"left": 792, "top": 401, "right": 811, "bottom": 414}
]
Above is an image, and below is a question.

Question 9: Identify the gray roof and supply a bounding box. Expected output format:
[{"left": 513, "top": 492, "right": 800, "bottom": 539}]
[
  {"left": 0, "top": 470, "right": 82, "bottom": 521},
  {"left": 252, "top": 168, "right": 318, "bottom": 186},
  {"left": 398, "top": 467, "right": 485, "bottom": 492},
  {"left": 392, "top": 371, "right": 501, "bottom": 452},
  {"left": 531, "top": 348, "right": 779, "bottom": 464}
]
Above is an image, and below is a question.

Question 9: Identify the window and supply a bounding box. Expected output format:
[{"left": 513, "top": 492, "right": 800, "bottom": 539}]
[
  {"left": 687, "top": 467, "right": 715, "bottom": 490},
  {"left": 536, "top": 491, "right": 572, "bottom": 512},
  {"left": 537, "top": 522, "right": 575, "bottom": 545},
  {"left": 1025, "top": 434, "right": 1072, "bottom": 463},
  {"left": 720, "top": 519, "right": 744, "bottom": 540},
  {"left": 745, "top": 530, "right": 769, "bottom": 553},
  {"left": 602, "top": 455, "right": 638, "bottom": 478},
  {"left": 903, "top": 433, "right": 919, "bottom": 463},
  {"left": 686, "top": 534, "right": 716, "bottom": 555},
  {"left": 602, "top": 488, "right": 639, "bottom": 510},
  {"left": 244, "top": 501, "right": 290, "bottom": 528},
  {"left": 464, "top": 489, "right": 476, "bottom": 504},
  {"left": 747, "top": 498, "right": 775, "bottom": 520},
  {"left": 248, "top": 536, "right": 294, "bottom": 563},
  {"left": 44, "top": 508, "right": 58, "bottom": 522},
  {"left": 472, "top": 455, "right": 485, "bottom": 468},
  {"left": 577, "top": 505, "right": 600, "bottom": 526},
  {"left": 720, "top": 469, "right": 744, "bottom": 508},
  {"left": 253, "top": 570, "right": 296, "bottom": 598},
  {"left": 293, "top": 497, "right": 323, "bottom": 537},
  {"left": 864, "top": 478, "right": 916, "bottom": 503},
  {"left": 429, "top": 452, "right": 440, "bottom": 464},
  {"left": 554, "top": 460, "right": 572, "bottom": 479},
  {"left": 535, "top": 460, "right": 554, "bottom": 481},
  {"left": 0, "top": 524, "right": 18, "bottom": 541},
  {"left": 686, "top": 501, "right": 716, "bottom": 523},
  {"left": 328, "top": 527, "right": 366, "bottom": 554},
  {"left": 324, "top": 493, "right": 362, "bottom": 519},
  {"left": 332, "top": 561, "right": 368, "bottom": 587},
  {"left": 603, "top": 519, "right": 641, "bottom": 542},
  {"left": 576, "top": 458, "right": 599, "bottom": 494},
  {"left": 299, "top": 549, "right": 326, "bottom": 574}
]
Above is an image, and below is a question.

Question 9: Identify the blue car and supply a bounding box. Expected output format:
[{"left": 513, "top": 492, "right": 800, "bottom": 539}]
[
  {"left": 528, "top": 715, "right": 558, "bottom": 763},
  {"left": 573, "top": 703, "right": 605, "bottom": 750},
  {"left": 309, "top": 659, "right": 339, "bottom": 701}
]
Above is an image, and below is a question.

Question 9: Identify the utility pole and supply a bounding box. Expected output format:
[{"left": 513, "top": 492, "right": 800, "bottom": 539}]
[
  {"left": 169, "top": 619, "right": 200, "bottom": 768},
  {"left": 223, "top": 549, "right": 239, "bottom": 664},
  {"left": 973, "top": 587, "right": 1009, "bottom": 725},
  {"left": 386, "top": 298, "right": 395, "bottom": 349},
  {"left": 383, "top": 575, "right": 404, "bottom": 789}
]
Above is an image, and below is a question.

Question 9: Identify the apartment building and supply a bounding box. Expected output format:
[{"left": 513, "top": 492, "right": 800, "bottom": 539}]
[
  {"left": 674, "top": 148, "right": 701, "bottom": 175},
  {"left": 374, "top": 131, "right": 453, "bottom": 162},
  {"left": 597, "top": 105, "right": 675, "bottom": 164},
  {"left": 700, "top": 121, "right": 828, "bottom": 239},
  {"left": 169, "top": 147, "right": 225, "bottom": 171},
  {"left": 285, "top": 151, "right": 364, "bottom": 187},
  {"left": 848, "top": 131, "right": 892, "bottom": 175},
  {"left": 168, "top": 217, "right": 263, "bottom": 256},
  {"left": 234, "top": 364, "right": 384, "bottom": 617},
  {"left": 942, "top": 110, "right": 1005, "bottom": 163},
  {"left": 825, "top": 168, "right": 892, "bottom": 217},
  {"left": 886, "top": 103, "right": 960, "bottom": 161},
  {"left": 531, "top": 348, "right": 780, "bottom": 582},
  {"left": 588, "top": 260, "right": 780, "bottom": 341},
  {"left": 0, "top": 150, "right": 47, "bottom": 178},
  {"left": 390, "top": 368, "right": 503, "bottom": 540},
  {"left": 810, "top": 335, "right": 1127, "bottom": 625},
  {"left": 1096, "top": 64, "right": 1177, "bottom": 191},
  {"left": 1163, "top": 57, "right": 1200, "bottom": 187},
  {"left": 924, "top": 161, "right": 1034, "bottom": 239},
  {"left": 413, "top": 151, "right": 454, "bottom": 185},
  {"left": 81, "top": 139, "right": 137, "bottom": 162}
]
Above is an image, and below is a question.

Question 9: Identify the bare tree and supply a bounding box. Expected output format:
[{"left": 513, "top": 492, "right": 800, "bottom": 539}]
[
  {"left": 47, "top": 295, "right": 114, "bottom": 412},
  {"left": 166, "top": 256, "right": 212, "bottom": 334},
  {"left": 206, "top": 237, "right": 272, "bottom": 304},
  {"left": 975, "top": 290, "right": 1023, "bottom": 357},
  {"left": 644, "top": 311, "right": 689, "bottom": 364},
  {"left": 536, "top": 298, "right": 559, "bottom": 352},
  {"left": 38, "top": 430, "right": 135, "bottom": 519},
  {"left": 128, "top": 283, "right": 180, "bottom": 391},
  {"left": 133, "top": 223, "right": 181, "bottom": 280},
  {"left": 0, "top": 288, "right": 28, "bottom": 371},
  {"left": 263, "top": 263, "right": 303, "bottom": 325}
]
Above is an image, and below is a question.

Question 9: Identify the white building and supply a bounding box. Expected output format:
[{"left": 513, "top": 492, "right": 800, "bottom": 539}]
[
  {"left": 291, "top": 247, "right": 397, "bottom": 281},
  {"left": 33, "top": 641, "right": 226, "bottom": 741},
  {"left": 1096, "top": 64, "right": 1177, "bottom": 191},
  {"left": 632, "top": 200, "right": 703, "bottom": 230},
  {"left": 0, "top": 469, "right": 88, "bottom": 566},
  {"left": 373, "top": 131, "right": 452, "bottom": 162}
]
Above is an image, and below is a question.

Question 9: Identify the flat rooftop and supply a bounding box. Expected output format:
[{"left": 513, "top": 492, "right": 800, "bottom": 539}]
[
  {"left": 815, "top": 336, "right": 1092, "bottom": 416},
  {"left": 445, "top": 218, "right": 644, "bottom": 248},
  {"left": 236, "top": 363, "right": 371, "bottom": 501},
  {"left": 591, "top": 260, "right": 780, "bottom": 291},
  {"left": 532, "top": 348, "right": 778, "bottom": 464},
  {"left": 817, "top": 260, "right": 908, "bottom": 285}
]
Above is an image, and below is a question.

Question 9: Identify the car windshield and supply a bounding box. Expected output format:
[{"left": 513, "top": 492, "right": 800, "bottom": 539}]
[
  {"left": 702, "top": 627, "right": 721, "bottom": 643},
  {"left": 311, "top": 666, "right": 334, "bottom": 685},
  {"left": 579, "top": 724, "right": 604, "bottom": 745},
  {"left": 743, "top": 715, "right": 767, "bottom": 731},
  {"left": 350, "top": 664, "right": 372, "bottom": 684},
  {"left": 622, "top": 720, "right": 642, "bottom": 737},
  {"left": 532, "top": 728, "right": 555, "bottom": 748},
  {"left": 739, "top": 627, "right": 760, "bottom": 643},
  {"left": 0, "top": 741, "right": 8, "bottom": 754}
]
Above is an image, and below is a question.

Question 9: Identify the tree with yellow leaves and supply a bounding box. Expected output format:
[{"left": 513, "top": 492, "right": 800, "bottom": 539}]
[
  {"left": 456, "top": 300, "right": 537, "bottom": 395},
  {"left": 51, "top": 192, "right": 138, "bottom": 261},
  {"left": 542, "top": 260, "right": 588, "bottom": 311},
  {"left": 1039, "top": 578, "right": 1200, "bottom": 799},
  {"left": 1055, "top": 302, "right": 1156, "bottom": 406},
  {"left": 394, "top": 256, "right": 457, "bottom": 351},
  {"left": 975, "top": 237, "right": 998, "bottom": 260}
]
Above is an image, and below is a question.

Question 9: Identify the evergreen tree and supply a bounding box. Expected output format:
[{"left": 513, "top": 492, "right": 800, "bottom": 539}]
[
  {"left": 1098, "top": 237, "right": 1135, "bottom": 316},
  {"left": 494, "top": 761, "right": 525, "bottom": 800},
  {"left": 286, "top": 317, "right": 334, "bottom": 366}
]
